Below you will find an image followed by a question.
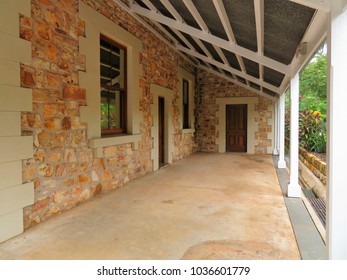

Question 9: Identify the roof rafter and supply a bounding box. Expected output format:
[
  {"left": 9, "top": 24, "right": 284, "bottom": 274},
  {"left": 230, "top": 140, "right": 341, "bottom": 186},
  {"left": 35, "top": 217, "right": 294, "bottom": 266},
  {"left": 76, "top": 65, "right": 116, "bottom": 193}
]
[
  {"left": 212, "top": 0, "right": 248, "bottom": 84},
  {"left": 178, "top": 44, "right": 280, "bottom": 93},
  {"left": 182, "top": 0, "right": 209, "bottom": 33},
  {"left": 280, "top": 9, "right": 328, "bottom": 93},
  {"left": 254, "top": 0, "right": 265, "bottom": 83},
  {"left": 199, "top": 65, "right": 277, "bottom": 101},
  {"left": 212, "top": 0, "right": 236, "bottom": 43},
  {"left": 161, "top": 0, "right": 184, "bottom": 22},
  {"left": 179, "top": 0, "right": 239, "bottom": 79},
  {"left": 113, "top": 0, "right": 197, "bottom": 66},
  {"left": 130, "top": 1, "right": 290, "bottom": 75}
]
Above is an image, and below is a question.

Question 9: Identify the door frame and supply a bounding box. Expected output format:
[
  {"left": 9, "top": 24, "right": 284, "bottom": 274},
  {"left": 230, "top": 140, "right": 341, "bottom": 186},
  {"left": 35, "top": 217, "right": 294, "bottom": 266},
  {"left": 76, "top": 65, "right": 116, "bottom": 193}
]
[
  {"left": 158, "top": 96, "right": 165, "bottom": 167},
  {"left": 226, "top": 104, "right": 248, "bottom": 152},
  {"left": 150, "top": 84, "right": 174, "bottom": 171},
  {"left": 216, "top": 97, "right": 258, "bottom": 154}
]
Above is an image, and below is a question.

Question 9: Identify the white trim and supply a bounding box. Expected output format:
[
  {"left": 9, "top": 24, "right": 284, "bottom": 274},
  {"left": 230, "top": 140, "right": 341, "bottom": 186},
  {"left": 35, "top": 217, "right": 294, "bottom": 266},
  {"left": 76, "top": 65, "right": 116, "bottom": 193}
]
[
  {"left": 287, "top": 73, "right": 301, "bottom": 198},
  {"left": 182, "top": 0, "right": 209, "bottom": 33},
  {"left": 216, "top": 97, "right": 258, "bottom": 154},
  {"left": 212, "top": 0, "right": 236, "bottom": 43},
  {"left": 180, "top": 46, "right": 280, "bottom": 94},
  {"left": 290, "top": 0, "right": 330, "bottom": 12},
  {"left": 130, "top": 1, "right": 290, "bottom": 75},
  {"left": 326, "top": 2, "right": 347, "bottom": 260},
  {"left": 150, "top": 84, "right": 174, "bottom": 171},
  {"left": 200, "top": 65, "right": 277, "bottom": 101},
  {"left": 277, "top": 93, "right": 286, "bottom": 169},
  {"left": 178, "top": 67, "right": 195, "bottom": 131},
  {"left": 273, "top": 100, "right": 279, "bottom": 155},
  {"left": 79, "top": 1, "right": 143, "bottom": 140}
]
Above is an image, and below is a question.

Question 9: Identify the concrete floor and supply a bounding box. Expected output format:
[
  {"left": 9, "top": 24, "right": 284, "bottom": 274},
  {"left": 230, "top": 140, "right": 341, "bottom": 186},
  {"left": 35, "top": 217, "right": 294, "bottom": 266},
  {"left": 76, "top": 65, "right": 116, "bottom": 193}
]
[{"left": 0, "top": 153, "right": 300, "bottom": 260}]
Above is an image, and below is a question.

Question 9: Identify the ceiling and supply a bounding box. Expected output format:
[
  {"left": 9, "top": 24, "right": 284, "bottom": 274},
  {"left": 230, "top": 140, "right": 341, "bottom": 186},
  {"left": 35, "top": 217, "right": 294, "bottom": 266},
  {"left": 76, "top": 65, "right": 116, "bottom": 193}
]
[{"left": 114, "top": 0, "right": 329, "bottom": 100}]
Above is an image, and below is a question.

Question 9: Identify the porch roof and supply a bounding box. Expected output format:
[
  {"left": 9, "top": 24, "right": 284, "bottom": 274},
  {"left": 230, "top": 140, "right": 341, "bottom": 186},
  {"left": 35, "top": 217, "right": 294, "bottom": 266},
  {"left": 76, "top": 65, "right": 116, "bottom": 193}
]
[{"left": 116, "top": 0, "right": 329, "bottom": 100}]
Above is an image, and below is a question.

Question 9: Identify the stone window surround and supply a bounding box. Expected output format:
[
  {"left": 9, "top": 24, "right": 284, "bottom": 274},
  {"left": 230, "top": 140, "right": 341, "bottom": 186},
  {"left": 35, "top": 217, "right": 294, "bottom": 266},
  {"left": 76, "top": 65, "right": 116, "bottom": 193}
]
[
  {"left": 216, "top": 97, "right": 258, "bottom": 154},
  {"left": 178, "top": 67, "right": 195, "bottom": 134},
  {"left": 79, "top": 1, "right": 143, "bottom": 156},
  {"left": 150, "top": 84, "right": 174, "bottom": 171}
]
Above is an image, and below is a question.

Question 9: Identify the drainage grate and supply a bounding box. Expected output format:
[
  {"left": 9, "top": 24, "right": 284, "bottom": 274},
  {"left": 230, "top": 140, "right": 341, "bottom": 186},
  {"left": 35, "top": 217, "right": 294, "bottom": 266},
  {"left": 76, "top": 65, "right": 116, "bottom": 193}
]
[{"left": 307, "top": 197, "right": 326, "bottom": 228}]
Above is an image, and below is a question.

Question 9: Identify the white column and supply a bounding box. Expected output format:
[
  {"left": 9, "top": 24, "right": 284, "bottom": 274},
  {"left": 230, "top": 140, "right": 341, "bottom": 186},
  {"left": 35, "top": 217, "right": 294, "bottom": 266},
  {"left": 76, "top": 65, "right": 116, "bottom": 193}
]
[
  {"left": 277, "top": 93, "right": 286, "bottom": 169},
  {"left": 287, "top": 73, "right": 301, "bottom": 198},
  {"left": 273, "top": 100, "right": 279, "bottom": 155},
  {"left": 327, "top": 1, "right": 347, "bottom": 260}
]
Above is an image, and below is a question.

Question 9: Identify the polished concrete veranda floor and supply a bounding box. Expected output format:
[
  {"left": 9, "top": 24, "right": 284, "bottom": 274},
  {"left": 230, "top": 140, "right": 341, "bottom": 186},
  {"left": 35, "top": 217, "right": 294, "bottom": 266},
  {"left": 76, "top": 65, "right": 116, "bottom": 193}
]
[{"left": 0, "top": 153, "right": 300, "bottom": 260}]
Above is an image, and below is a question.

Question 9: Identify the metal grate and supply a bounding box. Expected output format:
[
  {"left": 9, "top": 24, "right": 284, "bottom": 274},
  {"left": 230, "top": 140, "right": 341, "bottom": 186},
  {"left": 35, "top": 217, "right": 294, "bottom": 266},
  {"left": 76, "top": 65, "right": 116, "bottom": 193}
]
[{"left": 307, "top": 197, "right": 326, "bottom": 228}]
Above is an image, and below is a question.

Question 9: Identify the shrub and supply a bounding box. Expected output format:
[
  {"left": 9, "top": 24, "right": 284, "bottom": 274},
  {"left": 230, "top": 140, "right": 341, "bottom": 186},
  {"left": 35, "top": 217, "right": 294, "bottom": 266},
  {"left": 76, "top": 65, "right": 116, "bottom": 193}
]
[{"left": 299, "top": 110, "right": 326, "bottom": 153}]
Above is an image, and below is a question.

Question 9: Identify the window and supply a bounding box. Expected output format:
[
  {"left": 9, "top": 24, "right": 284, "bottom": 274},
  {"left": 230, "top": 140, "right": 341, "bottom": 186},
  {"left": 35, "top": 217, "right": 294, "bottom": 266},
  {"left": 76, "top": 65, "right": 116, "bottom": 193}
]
[
  {"left": 100, "top": 35, "right": 127, "bottom": 135},
  {"left": 182, "top": 79, "right": 189, "bottom": 129}
]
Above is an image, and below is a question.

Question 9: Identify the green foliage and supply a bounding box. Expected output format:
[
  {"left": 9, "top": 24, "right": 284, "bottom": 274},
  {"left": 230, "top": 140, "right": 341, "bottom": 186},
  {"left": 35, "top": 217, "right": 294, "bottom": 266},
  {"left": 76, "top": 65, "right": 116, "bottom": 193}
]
[
  {"left": 299, "top": 48, "right": 327, "bottom": 114},
  {"left": 299, "top": 110, "right": 326, "bottom": 153},
  {"left": 101, "top": 103, "right": 120, "bottom": 129},
  {"left": 285, "top": 46, "right": 327, "bottom": 154}
]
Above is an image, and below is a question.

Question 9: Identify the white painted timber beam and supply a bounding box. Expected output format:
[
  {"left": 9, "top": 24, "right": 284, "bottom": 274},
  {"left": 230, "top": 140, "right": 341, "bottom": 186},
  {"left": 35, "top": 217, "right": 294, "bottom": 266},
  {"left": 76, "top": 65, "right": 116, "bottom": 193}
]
[
  {"left": 212, "top": 0, "right": 236, "bottom": 43},
  {"left": 161, "top": 0, "right": 184, "bottom": 22},
  {"left": 287, "top": 73, "right": 301, "bottom": 198},
  {"left": 326, "top": 0, "right": 347, "bottom": 260},
  {"left": 130, "top": 2, "right": 290, "bottom": 75},
  {"left": 200, "top": 65, "right": 277, "bottom": 101},
  {"left": 254, "top": 0, "right": 265, "bottom": 82},
  {"left": 212, "top": 0, "right": 248, "bottom": 83},
  {"left": 290, "top": 0, "right": 330, "bottom": 12},
  {"left": 178, "top": 45, "right": 280, "bottom": 94},
  {"left": 141, "top": 0, "right": 157, "bottom": 13},
  {"left": 113, "top": 0, "right": 197, "bottom": 66},
  {"left": 280, "top": 10, "right": 328, "bottom": 94},
  {"left": 182, "top": 0, "right": 209, "bottom": 33},
  {"left": 277, "top": 93, "right": 286, "bottom": 168}
]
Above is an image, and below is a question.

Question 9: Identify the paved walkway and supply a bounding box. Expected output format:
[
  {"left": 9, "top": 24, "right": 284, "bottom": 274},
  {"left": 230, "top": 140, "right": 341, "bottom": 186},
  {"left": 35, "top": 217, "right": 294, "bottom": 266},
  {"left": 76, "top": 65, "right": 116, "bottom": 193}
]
[{"left": 0, "top": 153, "right": 300, "bottom": 260}]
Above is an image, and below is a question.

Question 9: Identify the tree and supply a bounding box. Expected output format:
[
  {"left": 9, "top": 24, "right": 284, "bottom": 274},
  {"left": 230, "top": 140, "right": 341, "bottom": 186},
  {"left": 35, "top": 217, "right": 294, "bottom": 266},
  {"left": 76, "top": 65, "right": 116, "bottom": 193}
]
[{"left": 299, "top": 47, "right": 327, "bottom": 114}]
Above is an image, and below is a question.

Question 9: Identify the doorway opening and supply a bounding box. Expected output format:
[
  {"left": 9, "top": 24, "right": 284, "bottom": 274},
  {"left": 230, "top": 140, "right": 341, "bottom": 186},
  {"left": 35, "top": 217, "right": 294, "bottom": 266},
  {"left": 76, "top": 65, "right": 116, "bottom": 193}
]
[
  {"left": 226, "top": 104, "right": 248, "bottom": 152},
  {"left": 158, "top": 96, "right": 166, "bottom": 168}
]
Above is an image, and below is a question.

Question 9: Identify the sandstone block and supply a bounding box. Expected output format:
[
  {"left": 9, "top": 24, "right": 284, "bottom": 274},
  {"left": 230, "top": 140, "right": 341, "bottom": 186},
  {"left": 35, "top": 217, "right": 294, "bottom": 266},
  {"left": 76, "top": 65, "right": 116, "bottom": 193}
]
[
  {"left": 44, "top": 117, "right": 61, "bottom": 130},
  {"left": 32, "top": 197, "right": 50, "bottom": 214},
  {"left": 63, "top": 84, "right": 86, "bottom": 100}
]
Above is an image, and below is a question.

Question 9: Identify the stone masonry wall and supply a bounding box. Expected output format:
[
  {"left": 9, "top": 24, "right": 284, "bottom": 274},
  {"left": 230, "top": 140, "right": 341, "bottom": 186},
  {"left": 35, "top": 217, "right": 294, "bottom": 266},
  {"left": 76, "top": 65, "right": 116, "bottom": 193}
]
[
  {"left": 20, "top": 0, "right": 196, "bottom": 229},
  {"left": 196, "top": 69, "right": 273, "bottom": 154}
]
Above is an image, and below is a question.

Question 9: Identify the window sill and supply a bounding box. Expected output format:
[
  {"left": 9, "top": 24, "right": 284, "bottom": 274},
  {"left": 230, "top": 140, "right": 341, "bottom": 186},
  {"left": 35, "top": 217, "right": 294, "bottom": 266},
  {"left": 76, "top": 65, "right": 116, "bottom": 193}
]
[
  {"left": 182, "top": 128, "right": 195, "bottom": 134},
  {"left": 89, "top": 134, "right": 141, "bottom": 158}
]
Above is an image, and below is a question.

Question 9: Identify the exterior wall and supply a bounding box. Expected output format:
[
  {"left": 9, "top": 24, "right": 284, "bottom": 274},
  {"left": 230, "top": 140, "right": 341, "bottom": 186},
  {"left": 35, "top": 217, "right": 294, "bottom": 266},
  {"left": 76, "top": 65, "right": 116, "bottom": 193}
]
[
  {"left": 14, "top": 0, "right": 196, "bottom": 231},
  {"left": 196, "top": 69, "right": 274, "bottom": 154},
  {"left": 0, "top": 0, "right": 34, "bottom": 243}
]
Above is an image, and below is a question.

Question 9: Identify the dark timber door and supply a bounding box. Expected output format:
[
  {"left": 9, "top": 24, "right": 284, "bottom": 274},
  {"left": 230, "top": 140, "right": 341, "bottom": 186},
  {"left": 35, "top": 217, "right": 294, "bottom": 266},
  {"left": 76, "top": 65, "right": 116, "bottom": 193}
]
[
  {"left": 158, "top": 97, "right": 165, "bottom": 166},
  {"left": 226, "top": 104, "right": 247, "bottom": 152}
]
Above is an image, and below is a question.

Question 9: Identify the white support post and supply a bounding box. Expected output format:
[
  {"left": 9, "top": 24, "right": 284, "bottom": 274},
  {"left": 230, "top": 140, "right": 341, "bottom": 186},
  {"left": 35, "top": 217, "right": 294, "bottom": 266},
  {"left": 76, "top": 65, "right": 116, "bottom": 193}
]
[
  {"left": 273, "top": 100, "right": 279, "bottom": 155},
  {"left": 277, "top": 93, "right": 286, "bottom": 169},
  {"left": 327, "top": 1, "right": 347, "bottom": 260},
  {"left": 287, "top": 73, "right": 301, "bottom": 198}
]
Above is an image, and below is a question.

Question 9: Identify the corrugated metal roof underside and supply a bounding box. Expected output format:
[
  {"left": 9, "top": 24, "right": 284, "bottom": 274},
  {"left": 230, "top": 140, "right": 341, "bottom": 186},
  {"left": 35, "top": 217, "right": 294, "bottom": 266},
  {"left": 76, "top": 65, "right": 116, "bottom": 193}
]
[
  {"left": 264, "top": 66, "right": 285, "bottom": 87},
  {"left": 223, "top": 0, "right": 258, "bottom": 52},
  {"left": 191, "top": 0, "right": 229, "bottom": 41},
  {"left": 128, "top": 0, "right": 319, "bottom": 99},
  {"left": 264, "top": 0, "right": 316, "bottom": 65},
  {"left": 243, "top": 57, "right": 259, "bottom": 79}
]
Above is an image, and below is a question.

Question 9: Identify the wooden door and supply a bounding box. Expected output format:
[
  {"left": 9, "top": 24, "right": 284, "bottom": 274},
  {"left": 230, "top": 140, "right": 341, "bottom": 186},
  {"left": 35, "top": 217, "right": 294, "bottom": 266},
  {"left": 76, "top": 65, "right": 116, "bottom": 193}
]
[
  {"left": 226, "top": 104, "right": 247, "bottom": 152},
  {"left": 158, "top": 97, "right": 165, "bottom": 166}
]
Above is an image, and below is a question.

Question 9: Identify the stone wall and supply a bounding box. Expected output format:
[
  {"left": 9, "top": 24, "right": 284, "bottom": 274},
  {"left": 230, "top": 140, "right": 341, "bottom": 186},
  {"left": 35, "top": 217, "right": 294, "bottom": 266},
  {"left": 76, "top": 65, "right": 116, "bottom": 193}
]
[
  {"left": 196, "top": 69, "right": 274, "bottom": 154},
  {"left": 19, "top": 0, "right": 196, "bottom": 229},
  {"left": 299, "top": 145, "right": 326, "bottom": 199}
]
